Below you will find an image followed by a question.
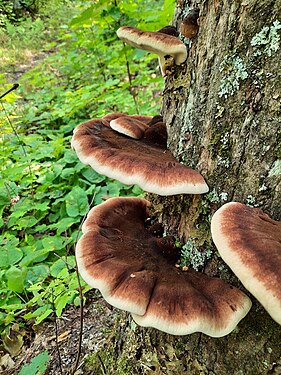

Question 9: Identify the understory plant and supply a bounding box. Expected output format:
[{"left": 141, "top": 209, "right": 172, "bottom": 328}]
[{"left": 0, "top": 0, "right": 174, "bottom": 349}]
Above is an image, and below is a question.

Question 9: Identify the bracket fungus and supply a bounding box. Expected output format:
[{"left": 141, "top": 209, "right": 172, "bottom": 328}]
[
  {"left": 117, "top": 26, "right": 187, "bottom": 76},
  {"left": 76, "top": 197, "right": 252, "bottom": 337},
  {"left": 211, "top": 202, "right": 281, "bottom": 325},
  {"left": 71, "top": 114, "right": 209, "bottom": 195},
  {"left": 180, "top": 9, "right": 200, "bottom": 39},
  {"left": 158, "top": 25, "right": 180, "bottom": 37},
  {"left": 109, "top": 116, "right": 149, "bottom": 139}
]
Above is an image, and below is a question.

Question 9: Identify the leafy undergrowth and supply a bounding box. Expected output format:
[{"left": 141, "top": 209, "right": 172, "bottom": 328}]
[
  {"left": 0, "top": 0, "right": 78, "bottom": 76},
  {"left": 0, "top": 0, "right": 174, "bottom": 370}
]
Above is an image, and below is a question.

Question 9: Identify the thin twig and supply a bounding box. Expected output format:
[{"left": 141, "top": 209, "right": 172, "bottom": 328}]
[
  {"left": 97, "top": 353, "right": 107, "bottom": 375},
  {"left": 71, "top": 193, "right": 96, "bottom": 374},
  {"left": 54, "top": 252, "right": 71, "bottom": 272},
  {"left": 0, "top": 83, "right": 19, "bottom": 99},
  {"left": 72, "top": 257, "right": 84, "bottom": 374},
  {"left": 122, "top": 42, "right": 139, "bottom": 114},
  {"left": 51, "top": 289, "right": 63, "bottom": 375}
]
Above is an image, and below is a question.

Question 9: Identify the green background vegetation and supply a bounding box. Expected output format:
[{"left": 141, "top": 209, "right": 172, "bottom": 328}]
[{"left": 0, "top": 0, "right": 174, "bottom": 365}]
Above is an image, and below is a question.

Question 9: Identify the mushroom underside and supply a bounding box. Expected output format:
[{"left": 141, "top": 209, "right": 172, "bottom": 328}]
[{"left": 76, "top": 197, "right": 252, "bottom": 337}]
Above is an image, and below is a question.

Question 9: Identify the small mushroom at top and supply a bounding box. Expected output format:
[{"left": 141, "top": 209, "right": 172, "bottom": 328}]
[
  {"left": 117, "top": 26, "right": 187, "bottom": 76},
  {"left": 71, "top": 115, "right": 209, "bottom": 195},
  {"left": 76, "top": 197, "right": 252, "bottom": 337},
  {"left": 180, "top": 9, "right": 200, "bottom": 39},
  {"left": 211, "top": 202, "right": 281, "bottom": 325}
]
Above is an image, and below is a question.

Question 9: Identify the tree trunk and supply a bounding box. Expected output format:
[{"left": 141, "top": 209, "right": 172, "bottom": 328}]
[{"left": 84, "top": 0, "right": 281, "bottom": 374}]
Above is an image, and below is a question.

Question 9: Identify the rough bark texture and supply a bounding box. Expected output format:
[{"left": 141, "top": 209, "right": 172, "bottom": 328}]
[{"left": 85, "top": 0, "right": 281, "bottom": 374}]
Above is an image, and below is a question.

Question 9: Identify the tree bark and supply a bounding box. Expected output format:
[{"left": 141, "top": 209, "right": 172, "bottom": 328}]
[{"left": 84, "top": 0, "right": 281, "bottom": 374}]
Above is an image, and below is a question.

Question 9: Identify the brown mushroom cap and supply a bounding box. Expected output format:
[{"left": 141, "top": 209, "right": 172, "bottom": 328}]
[
  {"left": 180, "top": 9, "right": 200, "bottom": 39},
  {"left": 158, "top": 25, "right": 180, "bottom": 37},
  {"left": 110, "top": 116, "right": 149, "bottom": 139},
  {"left": 211, "top": 202, "right": 281, "bottom": 325},
  {"left": 101, "top": 112, "right": 127, "bottom": 127},
  {"left": 76, "top": 197, "right": 252, "bottom": 337},
  {"left": 71, "top": 117, "right": 208, "bottom": 195},
  {"left": 129, "top": 115, "right": 153, "bottom": 124},
  {"left": 117, "top": 26, "right": 187, "bottom": 76}
]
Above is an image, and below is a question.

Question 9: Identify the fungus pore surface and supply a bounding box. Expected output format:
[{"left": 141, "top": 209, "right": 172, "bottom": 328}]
[{"left": 76, "top": 197, "right": 252, "bottom": 337}]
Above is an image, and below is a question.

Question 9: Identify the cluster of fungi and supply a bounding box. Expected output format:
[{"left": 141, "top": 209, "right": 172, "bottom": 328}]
[{"left": 71, "top": 12, "right": 281, "bottom": 338}]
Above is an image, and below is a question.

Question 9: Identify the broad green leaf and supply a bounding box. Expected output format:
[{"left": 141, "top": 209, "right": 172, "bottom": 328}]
[
  {"left": 81, "top": 168, "right": 106, "bottom": 183},
  {"left": 19, "top": 249, "right": 50, "bottom": 267},
  {"left": 60, "top": 167, "right": 76, "bottom": 179},
  {"left": 25, "top": 264, "right": 50, "bottom": 286},
  {"left": 41, "top": 236, "right": 65, "bottom": 252},
  {"left": 18, "top": 350, "right": 49, "bottom": 375},
  {"left": 0, "top": 236, "right": 22, "bottom": 268},
  {"left": 63, "top": 149, "right": 78, "bottom": 163},
  {"left": 24, "top": 304, "right": 52, "bottom": 321},
  {"left": 6, "top": 266, "right": 26, "bottom": 293},
  {"left": 65, "top": 186, "right": 89, "bottom": 217},
  {"left": 13, "top": 216, "right": 39, "bottom": 230},
  {"left": 70, "top": 5, "right": 95, "bottom": 27},
  {"left": 54, "top": 292, "right": 72, "bottom": 316},
  {"left": 0, "top": 189, "right": 10, "bottom": 206},
  {"left": 50, "top": 256, "right": 75, "bottom": 277},
  {"left": 51, "top": 216, "right": 80, "bottom": 234}
]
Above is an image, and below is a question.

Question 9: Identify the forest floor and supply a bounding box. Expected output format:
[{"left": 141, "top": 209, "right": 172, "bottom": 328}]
[{"left": 2, "top": 290, "right": 117, "bottom": 374}]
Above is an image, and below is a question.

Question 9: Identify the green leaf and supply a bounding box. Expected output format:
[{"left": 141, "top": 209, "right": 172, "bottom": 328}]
[
  {"left": 131, "top": 185, "right": 144, "bottom": 195},
  {"left": 19, "top": 249, "right": 50, "bottom": 267},
  {"left": 50, "top": 256, "right": 75, "bottom": 277},
  {"left": 41, "top": 236, "right": 65, "bottom": 252},
  {"left": 81, "top": 168, "right": 106, "bottom": 183},
  {"left": 50, "top": 216, "right": 80, "bottom": 234},
  {"left": 0, "top": 236, "right": 22, "bottom": 268},
  {"left": 0, "top": 188, "right": 10, "bottom": 206},
  {"left": 70, "top": 5, "right": 95, "bottom": 26},
  {"left": 12, "top": 215, "right": 39, "bottom": 229},
  {"left": 65, "top": 186, "right": 89, "bottom": 217},
  {"left": 6, "top": 266, "right": 26, "bottom": 293},
  {"left": 24, "top": 304, "right": 53, "bottom": 322},
  {"left": 54, "top": 292, "right": 71, "bottom": 316},
  {"left": 25, "top": 264, "right": 50, "bottom": 286},
  {"left": 18, "top": 350, "right": 49, "bottom": 375},
  {"left": 60, "top": 167, "right": 76, "bottom": 179},
  {"left": 35, "top": 308, "right": 53, "bottom": 324}
]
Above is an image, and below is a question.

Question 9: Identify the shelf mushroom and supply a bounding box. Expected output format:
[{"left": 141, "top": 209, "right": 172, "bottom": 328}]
[
  {"left": 71, "top": 115, "right": 209, "bottom": 195},
  {"left": 109, "top": 116, "right": 149, "bottom": 139},
  {"left": 211, "top": 202, "right": 281, "bottom": 325},
  {"left": 76, "top": 197, "right": 251, "bottom": 337},
  {"left": 180, "top": 9, "right": 200, "bottom": 39},
  {"left": 117, "top": 26, "right": 187, "bottom": 76}
]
